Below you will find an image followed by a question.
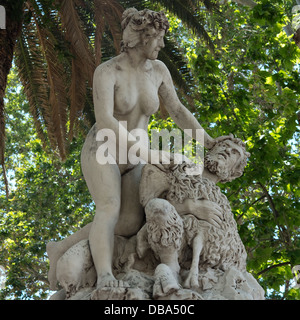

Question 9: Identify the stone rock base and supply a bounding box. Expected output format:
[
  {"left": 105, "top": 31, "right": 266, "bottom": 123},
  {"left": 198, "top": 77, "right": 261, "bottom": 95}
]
[
  {"left": 91, "top": 287, "right": 145, "bottom": 300},
  {"left": 49, "top": 265, "right": 264, "bottom": 300}
]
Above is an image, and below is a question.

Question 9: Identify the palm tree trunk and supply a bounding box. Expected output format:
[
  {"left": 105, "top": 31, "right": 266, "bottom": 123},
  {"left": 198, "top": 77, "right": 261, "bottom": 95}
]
[{"left": 0, "top": 4, "right": 23, "bottom": 197}]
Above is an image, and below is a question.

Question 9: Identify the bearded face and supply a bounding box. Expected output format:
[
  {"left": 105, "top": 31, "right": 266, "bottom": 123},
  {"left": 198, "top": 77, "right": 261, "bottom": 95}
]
[
  {"left": 204, "top": 140, "right": 246, "bottom": 183},
  {"left": 204, "top": 153, "right": 232, "bottom": 182}
]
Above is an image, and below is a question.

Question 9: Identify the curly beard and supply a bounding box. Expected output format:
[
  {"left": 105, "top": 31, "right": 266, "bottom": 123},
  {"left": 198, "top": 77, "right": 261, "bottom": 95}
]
[{"left": 204, "top": 154, "right": 231, "bottom": 182}]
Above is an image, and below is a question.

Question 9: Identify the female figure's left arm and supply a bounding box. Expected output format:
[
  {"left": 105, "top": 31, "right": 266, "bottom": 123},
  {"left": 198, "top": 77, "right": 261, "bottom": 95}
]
[{"left": 157, "top": 60, "right": 216, "bottom": 149}]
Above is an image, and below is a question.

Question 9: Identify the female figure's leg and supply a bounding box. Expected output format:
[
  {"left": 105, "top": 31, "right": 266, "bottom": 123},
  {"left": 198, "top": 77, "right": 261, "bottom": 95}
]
[
  {"left": 81, "top": 128, "right": 123, "bottom": 288},
  {"left": 48, "top": 125, "right": 146, "bottom": 289},
  {"left": 115, "top": 163, "right": 145, "bottom": 237}
]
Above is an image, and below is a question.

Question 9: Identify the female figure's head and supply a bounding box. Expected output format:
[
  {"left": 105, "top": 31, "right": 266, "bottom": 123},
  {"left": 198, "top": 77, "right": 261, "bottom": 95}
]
[{"left": 121, "top": 8, "right": 169, "bottom": 59}]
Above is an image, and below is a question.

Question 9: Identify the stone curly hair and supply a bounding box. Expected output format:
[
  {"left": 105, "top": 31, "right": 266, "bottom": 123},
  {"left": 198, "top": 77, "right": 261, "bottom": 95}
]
[
  {"left": 121, "top": 8, "right": 169, "bottom": 52},
  {"left": 205, "top": 135, "right": 251, "bottom": 183}
]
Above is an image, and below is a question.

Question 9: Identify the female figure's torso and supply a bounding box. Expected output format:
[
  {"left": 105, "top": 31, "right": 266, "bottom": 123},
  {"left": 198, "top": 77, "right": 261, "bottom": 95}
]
[
  {"left": 85, "top": 54, "right": 164, "bottom": 174},
  {"left": 112, "top": 55, "right": 161, "bottom": 131}
]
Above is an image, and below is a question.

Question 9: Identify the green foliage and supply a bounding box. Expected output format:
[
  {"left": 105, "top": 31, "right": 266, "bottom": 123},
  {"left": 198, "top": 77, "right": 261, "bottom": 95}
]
[
  {"left": 0, "top": 68, "right": 94, "bottom": 299},
  {"left": 170, "top": 0, "right": 300, "bottom": 299}
]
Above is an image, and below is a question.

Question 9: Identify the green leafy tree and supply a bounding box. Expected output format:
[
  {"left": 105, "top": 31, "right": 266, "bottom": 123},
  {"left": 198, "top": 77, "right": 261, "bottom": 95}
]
[
  {"left": 0, "top": 67, "right": 94, "bottom": 299},
  {"left": 162, "top": 0, "right": 300, "bottom": 299}
]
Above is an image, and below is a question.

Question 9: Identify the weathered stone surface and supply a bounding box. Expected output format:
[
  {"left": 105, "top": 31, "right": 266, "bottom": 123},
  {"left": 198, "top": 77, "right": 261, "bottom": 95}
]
[
  {"left": 90, "top": 287, "right": 145, "bottom": 300},
  {"left": 46, "top": 7, "right": 264, "bottom": 300},
  {"left": 48, "top": 158, "right": 264, "bottom": 300}
]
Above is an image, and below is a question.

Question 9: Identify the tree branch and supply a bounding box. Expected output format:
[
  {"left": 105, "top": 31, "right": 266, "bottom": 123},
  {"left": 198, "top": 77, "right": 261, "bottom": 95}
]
[
  {"left": 258, "top": 182, "right": 292, "bottom": 247},
  {"left": 250, "top": 194, "right": 266, "bottom": 206},
  {"left": 257, "top": 262, "right": 291, "bottom": 276},
  {"left": 26, "top": 266, "right": 49, "bottom": 285},
  {"left": 237, "top": 194, "right": 266, "bottom": 222},
  {"left": 258, "top": 182, "right": 279, "bottom": 218}
]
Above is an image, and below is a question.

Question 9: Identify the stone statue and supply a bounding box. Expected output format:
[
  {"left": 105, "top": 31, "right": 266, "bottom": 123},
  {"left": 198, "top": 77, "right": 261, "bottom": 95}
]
[
  {"left": 47, "top": 136, "right": 264, "bottom": 300},
  {"left": 46, "top": 8, "right": 265, "bottom": 300},
  {"left": 136, "top": 136, "right": 259, "bottom": 299}
]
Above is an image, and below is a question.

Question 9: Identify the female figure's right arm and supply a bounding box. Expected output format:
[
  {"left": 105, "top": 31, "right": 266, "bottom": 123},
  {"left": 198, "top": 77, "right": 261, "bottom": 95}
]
[{"left": 93, "top": 63, "right": 119, "bottom": 137}]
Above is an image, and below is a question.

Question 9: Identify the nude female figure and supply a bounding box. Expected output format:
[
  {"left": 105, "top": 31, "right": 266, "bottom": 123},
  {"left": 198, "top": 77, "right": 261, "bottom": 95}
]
[{"left": 47, "top": 8, "right": 226, "bottom": 291}]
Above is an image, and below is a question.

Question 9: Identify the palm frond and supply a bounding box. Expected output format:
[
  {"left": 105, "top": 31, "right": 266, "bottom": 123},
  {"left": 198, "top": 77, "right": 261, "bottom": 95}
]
[
  {"left": 94, "top": 1, "right": 105, "bottom": 66},
  {"left": 102, "top": 1, "right": 123, "bottom": 54},
  {"left": 94, "top": 0, "right": 124, "bottom": 60},
  {"left": 15, "top": 24, "right": 55, "bottom": 151},
  {"left": 68, "top": 54, "right": 87, "bottom": 139},
  {"left": 9, "top": 0, "right": 216, "bottom": 163},
  {"left": 97, "top": 27, "right": 121, "bottom": 62},
  {"left": 160, "top": 36, "right": 194, "bottom": 93},
  {"left": 59, "top": 0, "right": 95, "bottom": 85},
  {"left": 150, "top": 0, "right": 215, "bottom": 51},
  {"left": 186, "top": 0, "right": 220, "bottom": 12},
  {"left": 33, "top": 13, "right": 69, "bottom": 160},
  {"left": 82, "top": 86, "right": 95, "bottom": 127},
  {"left": 119, "top": 0, "right": 155, "bottom": 11}
]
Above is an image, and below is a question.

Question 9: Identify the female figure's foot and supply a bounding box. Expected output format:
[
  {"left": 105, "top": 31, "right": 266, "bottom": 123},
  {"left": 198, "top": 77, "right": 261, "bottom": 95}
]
[{"left": 96, "top": 273, "right": 130, "bottom": 289}]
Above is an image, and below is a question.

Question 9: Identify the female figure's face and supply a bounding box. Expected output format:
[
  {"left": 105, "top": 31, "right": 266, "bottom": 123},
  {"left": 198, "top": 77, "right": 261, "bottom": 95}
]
[{"left": 140, "top": 30, "right": 165, "bottom": 60}]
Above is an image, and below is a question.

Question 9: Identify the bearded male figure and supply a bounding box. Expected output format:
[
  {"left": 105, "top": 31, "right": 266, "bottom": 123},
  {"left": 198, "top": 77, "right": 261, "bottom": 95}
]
[{"left": 137, "top": 135, "right": 264, "bottom": 299}]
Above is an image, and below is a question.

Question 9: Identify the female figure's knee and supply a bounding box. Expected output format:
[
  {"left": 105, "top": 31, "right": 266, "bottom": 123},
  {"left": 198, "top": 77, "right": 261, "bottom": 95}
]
[{"left": 94, "top": 197, "right": 121, "bottom": 222}]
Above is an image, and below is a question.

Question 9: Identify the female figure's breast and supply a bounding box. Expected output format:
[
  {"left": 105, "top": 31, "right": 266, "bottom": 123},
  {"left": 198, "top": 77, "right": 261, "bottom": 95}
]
[{"left": 113, "top": 71, "right": 160, "bottom": 118}]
